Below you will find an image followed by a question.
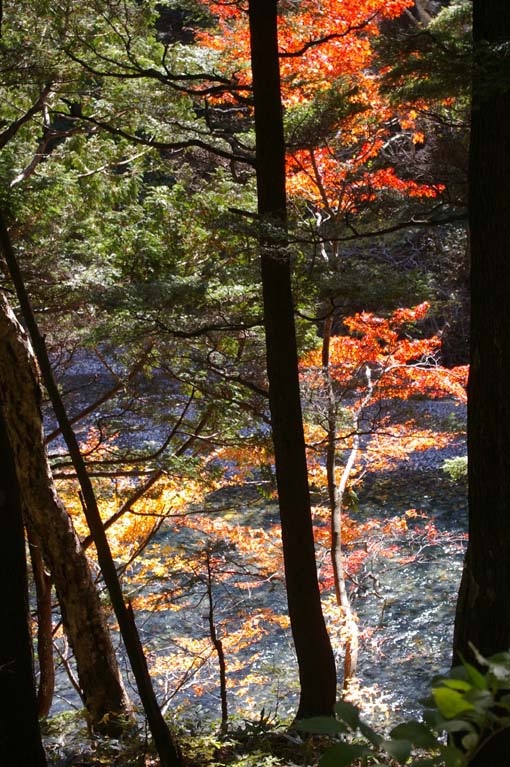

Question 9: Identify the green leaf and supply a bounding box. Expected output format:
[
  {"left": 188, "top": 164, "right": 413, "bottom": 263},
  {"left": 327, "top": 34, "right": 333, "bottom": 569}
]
[
  {"left": 461, "top": 731, "right": 479, "bottom": 751},
  {"left": 295, "top": 716, "right": 347, "bottom": 735},
  {"left": 463, "top": 661, "right": 488, "bottom": 690},
  {"left": 359, "top": 721, "right": 383, "bottom": 747},
  {"left": 380, "top": 738, "right": 412, "bottom": 763},
  {"left": 487, "top": 651, "right": 510, "bottom": 666},
  {"left": 319, "top": 742, "right": 371, "bottom": 767},
  {"left": 432, "top": 687, "right": 475, "bottom": 718},
  {"left": 486, "top": 656, "right": 510, "bottom": 688},
  {"left": 441, "top": 719, "right": 476, "bottom": 734},
  {"left": 442, "top": 679, "right": 472, "bottom": 692},
  {"left": 334, "top": 700, "right": 361, "bottom": 729},
  {"left": 422, "top": 708, "right": 448, "bottom": 729},
  {"left": 390, "top": 721, "right": 438, "bottom": 748},
  {"left": 466, "top": 647, "right": 510, "bottom": 689},
  {"left": 464, "top": 688, "right": 494, "bottom": 712},
  {"left": 440, "top": 743, "right": 467, "bottom": 767}
]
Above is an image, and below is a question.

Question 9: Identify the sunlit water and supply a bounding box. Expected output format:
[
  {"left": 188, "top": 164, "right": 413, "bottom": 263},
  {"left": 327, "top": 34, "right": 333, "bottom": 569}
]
[
  {"left": 112, "top": 465, "right": 467, "bottom": 731},
  {"left": 48, "top": 385, "right": 467, "bottom": 732}
]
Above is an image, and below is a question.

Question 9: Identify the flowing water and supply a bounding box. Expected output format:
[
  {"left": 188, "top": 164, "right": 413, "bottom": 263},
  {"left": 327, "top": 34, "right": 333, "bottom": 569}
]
[
  {"left": 47, "top": 359, "right": 468, "bottom": 731},
  {"left": 115, "top": 462, "right": 467, "bottom": 730}
]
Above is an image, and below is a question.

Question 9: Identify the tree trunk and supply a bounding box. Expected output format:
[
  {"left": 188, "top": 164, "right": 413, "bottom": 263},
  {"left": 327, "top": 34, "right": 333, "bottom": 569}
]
[
  {"left": 0, "top": 291, "right": 132, "bottom": 732},
  {"left": 248, "top": 0, "right": 337, "bottom": 719},
  {"left": 0, "top": 216, "right": 182, "bottom": 766},
  {"left": 205, "top": 551, "right": 228, "bottom": 734},
  {"left": 453, "top": 1, "right": 510, "bottom": 762},
  {"left": 0, "top": 406, "right": 47, "bottom": 767},
  {"left": 27, "top": 528, "right": 55, "bottom": 718},
  {"left": 322, "top": 317, "right": 359, "bottom": 689}
]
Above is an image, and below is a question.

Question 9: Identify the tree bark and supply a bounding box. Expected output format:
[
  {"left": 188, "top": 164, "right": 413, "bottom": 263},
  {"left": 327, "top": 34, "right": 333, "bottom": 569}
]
[
  {"left": 0, "top": 406, "right": 47, "bottom": 766},
  {"left": 27, "top": 528, "right": 55, "bottom": 718},
  {"left": 453, "top": 1, "right": 510, "bottom": 762},
  {"left": 0, "top": 291, "right": 132, "bottom": 732},
  {"left": 205, "top": 551, "right": 228, "bottom": 734},
  {"left": 248, "top": 0, "right": 337, "bottom": 718}
]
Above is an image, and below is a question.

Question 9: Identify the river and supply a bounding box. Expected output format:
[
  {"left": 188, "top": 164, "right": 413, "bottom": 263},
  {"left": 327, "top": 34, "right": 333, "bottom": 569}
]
[{"left": 46, "top": 353, "right": 467, "bottom": 731}]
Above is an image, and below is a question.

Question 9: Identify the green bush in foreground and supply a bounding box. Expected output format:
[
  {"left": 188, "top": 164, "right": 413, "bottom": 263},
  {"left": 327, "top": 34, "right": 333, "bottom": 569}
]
[{"left": 296, "top": 647, "right": 510, "bottom": 766}]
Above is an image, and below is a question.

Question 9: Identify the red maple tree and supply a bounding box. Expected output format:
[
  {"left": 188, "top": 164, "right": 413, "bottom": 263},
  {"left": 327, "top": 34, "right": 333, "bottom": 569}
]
[{"left": 300, "top": 303, "right": 467, "bottom": 686}]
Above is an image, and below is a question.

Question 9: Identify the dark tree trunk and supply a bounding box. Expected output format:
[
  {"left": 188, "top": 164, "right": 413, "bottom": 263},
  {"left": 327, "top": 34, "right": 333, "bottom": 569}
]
[
  {"left": 27, "top": 528, "right": 55, "bottom": 718},
  {"left": 0, "top": 406, "right": 47, "bottom": 767},
  {"left": 453, "top": 2, "right": 510, "bottom": 763},
  {"left": 0, "top": 291, "right": 132, "bottom": 732},
  {"left": 248, "top": 0, "right": 336, "bottom": 718}
]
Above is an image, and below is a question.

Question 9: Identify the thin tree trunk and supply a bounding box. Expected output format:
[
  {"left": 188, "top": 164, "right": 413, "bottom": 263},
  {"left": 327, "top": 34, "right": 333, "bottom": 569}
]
[
  {"left": 80, "top": 400, "right": 210, "bottom": 550},
  {"left": 0, "top": 215, "right": 182, "bottom": 767},
  {"left": 0, "top": 406, "right": 47, "bottom": 767},
  {"left": 248, "top": 0, "right": 336, "bottom": 719},
  {"left": 27, "top": 528, "right": 55, "bottom": 718},
  {"left": 205, "top": 551, "right": 228, "bottom": 734},
  {"left": 44, "top": 345, "right": 152, "bottom": 444},
  {"left": 0, "top": 290, "right": 132, "bottom": 732},
  {"left": 321, "top": 317, "right": 359, "bottom": 689}
]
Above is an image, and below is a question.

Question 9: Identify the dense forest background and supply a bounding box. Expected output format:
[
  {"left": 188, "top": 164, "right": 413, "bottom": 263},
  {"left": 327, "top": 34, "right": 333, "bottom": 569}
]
[{"left": 1, "top": 0, "right": 509, "bottom": 765}]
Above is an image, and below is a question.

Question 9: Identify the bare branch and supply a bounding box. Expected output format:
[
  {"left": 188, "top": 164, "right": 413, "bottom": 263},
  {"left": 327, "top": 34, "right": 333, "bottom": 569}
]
[
  {"left": 63, "top": 46, "right": 250, "bottom": 99},
  {"left": 73, "top": 112, "right": 255, "bottom": 166},
  {"left": 289, "top": 211, "right": 466, "bottom": 248},
  {"left": 45, "top": 345, "right": 153, "bottom": 444},
  {"left": 153, "top": 317, "right": 263, "bottom": 337},
  {"left": 279, "top": 14, "right": 378, "bottom": 58}
]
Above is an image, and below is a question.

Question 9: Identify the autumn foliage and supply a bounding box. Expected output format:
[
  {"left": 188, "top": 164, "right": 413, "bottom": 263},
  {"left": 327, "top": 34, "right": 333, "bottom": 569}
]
[
  {"left": 301, "top": 303, "right": 467, "bottom": 485},
  {"left": 199, "top": 0, "right": 413, "bottom": 97},
  {"left": 198, "top": 0, "right": 443, "bottom": 213},
  {"left": 301, "top": 302, "right": 467, "bottom": 403}
]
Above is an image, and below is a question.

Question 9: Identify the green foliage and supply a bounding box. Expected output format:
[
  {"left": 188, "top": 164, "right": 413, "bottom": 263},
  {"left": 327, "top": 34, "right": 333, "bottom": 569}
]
[
  {"left": 285, "top": 78, "right": 366, "bottom": 148},
  {"left": 41, "top": 710, "right": 138, "bottom": 765},
  {"left": 172, "top": 713, "right": 333, "bottom": 767},
  {"left": 442, "top": 457, "right": 467, "bottom": 482},
  {"left": 296, "top": 649, "right": 510, "bottom": 766},
  {"left": 379, "top": 1, "right": 472, "bottom": 105}
]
